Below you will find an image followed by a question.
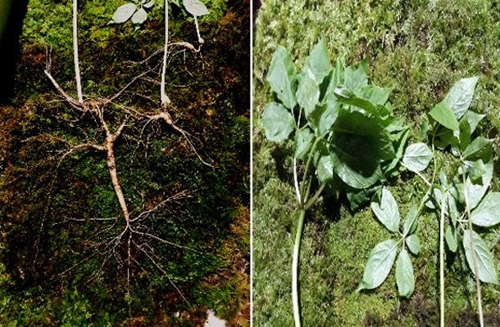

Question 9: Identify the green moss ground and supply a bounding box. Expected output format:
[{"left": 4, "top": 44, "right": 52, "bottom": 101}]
[{"left": 253, "top": 1, "right": 500, "bottom": 326}]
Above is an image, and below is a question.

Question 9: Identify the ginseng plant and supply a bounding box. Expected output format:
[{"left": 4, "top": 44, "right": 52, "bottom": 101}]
[
  {"left": 39, "top": 0, "right": 214, "bottom": 308},
  {"left": 358, "top": 77, "right": 500, "bottom": 327},
  {"left": 260, "top": 39, "right": 406, "bottom": 327}
]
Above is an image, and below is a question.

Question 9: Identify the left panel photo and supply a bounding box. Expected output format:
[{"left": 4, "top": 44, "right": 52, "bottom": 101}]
[{"left": 0, "top": 0, "right": 250, "bottom": 326}]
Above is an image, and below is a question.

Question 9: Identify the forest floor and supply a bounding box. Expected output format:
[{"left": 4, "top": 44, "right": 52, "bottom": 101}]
[{"left": 0, "top": 0, "right": 249, "bottom": 326}]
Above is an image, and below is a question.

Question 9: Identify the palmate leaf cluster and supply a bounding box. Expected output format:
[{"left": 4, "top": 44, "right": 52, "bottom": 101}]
[
  {"left": 425, "top": 76, "right": 499, "bottom": 285},
  {"left": 262, "top": 39, "right": 404, "bottom": 201},
  {"left": 359, "top": 76, "right": 500, "bottom": 299}
]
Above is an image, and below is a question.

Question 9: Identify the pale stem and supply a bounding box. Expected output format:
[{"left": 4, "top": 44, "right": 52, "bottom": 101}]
[
  {"left": 293, "top": 158, "right": 301, "bottom": 203},
  {"left": 160, "top": 0, "right": 170, "bottom": 105},
  {"left": 73, "top": 0, "right": 83, "bottom": 103},
  {"left": 194, "top": 15, "right": 203, "bottom": 44},
  {"left": 439, "top": 191, "right": 446, "bottom": 327},
  {"left": 462, "top": 170, "right": 484, "bottom": 327}
]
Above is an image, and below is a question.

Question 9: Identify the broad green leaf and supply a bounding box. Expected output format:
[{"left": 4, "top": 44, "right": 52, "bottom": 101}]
[
  {"left": 324, "top": 58, "right": 345, "bottom": 98},
  {"left": 384, "top": 127, "right": 410, "bottom": 175},
  {"left": 405, "top": 235, "right": 420, "bottom": 255},
  {"left": 304, "top": 39, "right": 332, "bottom": 85},
  {"left": 317, "top": 155, "right": 334, "bottom": 184},
  {"left": 345, "top": 60, "right": 368, "bottom": 93},
  {"left": 463, "top": 230, "right": 499, "bottom": 284},
  {"left": 358, "top": 239, "right": 398, "bottom": 290},
  {"left": 361, "top": 85, "right": 392, "bottom": 106},
  {"left": 466, "top": 159, "right": 486, "bottom": 183},
  {"left": 465, "top": 155, "right": 493, "bottom": 209},
  {"left": 465, "top": 111, "right": 485, "bottom": 135},
  {"left": 330, "top": 110, "right": 394, "bottom": 188},
  {"left": 444, "top": 76, "right": 479, "bottom": 120},
  {"left": 111, "top": 3, "right": 137, "bottom": 24},
  {"left": 434, "top": 126, "right": 459, "bottom": 150},
  {"left": 471, "top": 192, "right": 500, "bottom": 227},
  {"left": 294, "top": 128, "right": 314, "bottom": 160},
  {"left": 371, "top": 187, "right": 400, "bottom": 233},
  {"left": 261, "top": 103, "right": 295, "bottom": 142},
  {"left": 183, "top": 0, "right": 209, "bottom": 16},
  {"left": 131, "top": 7, "right": 148, "bottom": 24},
  {"left": 463, "top": 137, "right": 493, "bottom": 160},
  {"left": 297, "top": 71, "right": 320, "bottom": 117},
  {"left": 396, "top": 249, "right": 415, "bottom": 298},
  {"left": 428, "top": 101, "right": 459, "bottom": 131},
  {"left": 333, "top": 87, "right": 378, "bottom": 115},
  {"left": 445, "top": 225, "right": 458, "bottom": 252},
  {"left": 402, "top": 143, "right": 433, "bottom": 173},
  {"left": 143, "top": 0, "right": 155, "bottom": 9},
  {"left": 308, "top": 96, "right": 339, "bottom": 136},
  {"left": 332, "top": 151, "right": 384, "bottom": 189},
  {"left": 267, "top": 46, "right": 297, "bottom": 109},
  {"left": 458, "top": 111, "right": 484, "bottom": 150},
  {"left": 403, "top": 204, "right": 418, "bottom": 235}
]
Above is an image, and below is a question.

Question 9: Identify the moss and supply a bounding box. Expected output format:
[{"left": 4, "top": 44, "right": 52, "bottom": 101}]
[
  {"left": 253, "top": 0, "right": 500, "bottom": 325},
  {"left": 1, "top": 0, "right": 249, "bottom": 325}
]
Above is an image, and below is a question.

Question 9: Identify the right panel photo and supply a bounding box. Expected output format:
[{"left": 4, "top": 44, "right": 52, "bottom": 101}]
[{"left": 253, "top": 1, "right": 500, "bottom": 326}]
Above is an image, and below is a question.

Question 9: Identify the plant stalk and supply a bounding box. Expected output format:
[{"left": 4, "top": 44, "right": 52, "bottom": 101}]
[
  {"left": 292, "top": 208, "right": 306, "bottom": 327},
  {"left": 462, "top": 170, "right": 484, "bottom": 327},
  {"left": 73, "top": 0, "right": 83, "bottom": 103},
  {"left": 160, "top": 0, "right": 170, "bottom": 106},
  {"left": 439, "top": 192, "right": 446, "bottom": 327}
]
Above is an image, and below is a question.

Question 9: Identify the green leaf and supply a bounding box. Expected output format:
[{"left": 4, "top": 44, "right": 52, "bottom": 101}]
[
  {"left": 324, "top": 58, "right": 344, "bottom": 98},
  {"left": 143, "top": 0, "right": 155, "bottom": 8},
  {"left": 261, "top": 103, "right": 295, "bottom": 142},
  {"left": 402, "top": 143, "right": 433, "bottom": 173},
  {"left": 471, "top": 192, "right": 500, "bottom": 227},
  {"left": 358, "top": 239, "right": 398, "bottom": 291},
  {"left": 465, "top": 111, "right": 485, "bottom": 135},
  {"left": 345, "top": 60, "right": 368, "bottom": 93},
  {"left": 294, "top": 128, "right": 314, "bottom": 160},
  {"left": 465, "top": 154, "right": 493, "bottom": 209},
  {"left": 445, "top": 225, "right": 458, "bottom": 252},
  {"left": 131, "top": 7, "right": 148, "bottom": 24},
  {"left": 361, "top": 85, "right": 392, "bottom": 106},
  {"left": 303, "top": 39, "right": 332, "bottom": 85},
  {"left": 308, "top": 96, "right": 339, "bottom": 136},
  {"left": 428, "top": 102, "right": 460, "bottom": 131},
  {"left": 111, "top": 3, "right": 137, "bottom": 24},
  {"left": 403, "top": 204, "right": 418, "bottom": 235},
  {"left": 333, "top": 87, "right": 378, "bottom": 115},
  {"left": 405, "top": 235, "right": 420, "bottom": 255},
  {"left": 463, "top": 230, "right": 499, "bottom": 284},
  {"left": 463, "top": 137, "right": 493, "bottom": 160},
  {"left": 371, "top": 187, "right": 400, "bottom": 233},
  {"left": 330, "top": 110, "right": 394, "bottom": 188},
  {"left": 396, "top": 249, "right": 415, "bottom": 298},
  {"left": 444, "top": 76, "right": 479, "bottom": 120},
  {"left": 296, "top": 70, "right": 320, "bottom": 117},
  {"left": 317, "top": 155, "right": 334, "bottom": 184},
  {"left": 183, "top": 0, "right": 210, "bottom": 16},
  {"left": 384, "top": 127, "right": 410, "bottom": 175},
  {"left": 267, "top": 46, "right": 297, "bottom": 109},
  {"left": 466, "top": 159, "right": 486, "bottom": 183}
]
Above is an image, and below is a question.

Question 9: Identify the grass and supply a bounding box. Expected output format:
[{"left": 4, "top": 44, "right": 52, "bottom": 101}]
[{"left": 253, "top": 1, "right": 500, "bottom": 326}]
